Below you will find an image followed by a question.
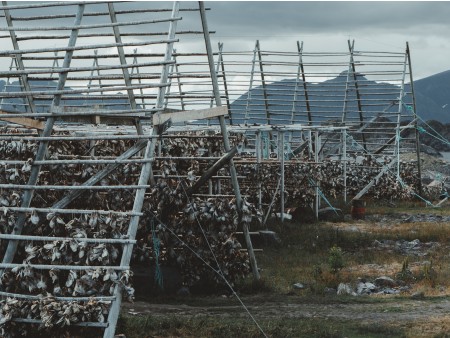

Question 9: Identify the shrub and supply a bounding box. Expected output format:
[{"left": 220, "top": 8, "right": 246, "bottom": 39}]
[{"left": 328, "top": 245, "right": 345, "bottom": 273}]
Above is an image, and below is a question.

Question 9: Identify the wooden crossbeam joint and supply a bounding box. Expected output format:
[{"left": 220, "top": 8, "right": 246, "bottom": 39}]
[
  {"left": 0, "top": 110, "right": 44, "bottom": 130},
  {"left": 186, "top": 146, "right": 238, "bottom": 196},
  {"left": 152, "top": 106, "right": 228, "bottom": 126}
]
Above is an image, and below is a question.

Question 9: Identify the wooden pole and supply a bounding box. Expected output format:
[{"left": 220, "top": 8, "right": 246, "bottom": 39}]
[
  {"left": 1, "top": 4, "right": 86, "bottom": 271},
  {"left": 199, "top": 1, "right": 260, "bottom": 280},
  {"left": 343, "top": 130, "right": 348, "bottom": 203},
  {"left": 314, "top": 131, "right": 319, "bottom": 220},
  {"left": 280, "top": 132, "right": 285, "bottom": 222},
  {"left": 406, "top": 42, "right": 422, "bottom": 195},
  {"left": 186, "top": 146, "right": 238, "bottom": 196},
  {"left": 348, "top": 40, "right": 367, "bottom": 150},
  {"left": 0, "top": 110, "right": 44, "bottom": 129}
]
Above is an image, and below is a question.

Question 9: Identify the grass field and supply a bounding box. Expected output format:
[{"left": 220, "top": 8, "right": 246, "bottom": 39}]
[{"left": 117, "top": 200, "right": 450, "bottom": 337}]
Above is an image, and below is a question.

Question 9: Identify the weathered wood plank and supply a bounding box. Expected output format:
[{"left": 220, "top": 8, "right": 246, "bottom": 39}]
[
  {"left": 153, "top": 106, "right": 228, "bottom": 125},
  {"left": 186, "top": 146, "right": 237, "bottom": 196},
  {"left": 0, "top": 110, "right": 44, "bottom": 129}
]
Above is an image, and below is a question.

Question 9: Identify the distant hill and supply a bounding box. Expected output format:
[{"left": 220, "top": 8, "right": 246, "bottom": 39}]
[
  {"left": 1, "top": 69, "right": 450, "bottom": 123},
  {"left": 414, "top": 70, "right": 450, "bottom": 123},
  {"left": 230, "top": 71, "right": 404, "bottom": 125},
  {"left": 230, "top": 70, "right": 450, "bottom": 124},
  {"left": 0, "top": 80, "right": 130, "bottom": 113}
]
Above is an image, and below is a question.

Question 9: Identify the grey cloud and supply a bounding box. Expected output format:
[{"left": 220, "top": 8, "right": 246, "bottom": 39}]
[
  {"left": 6, "top": 2, "right": 450, "bottom": 35},
  {"left": 205, "top": 1, "right": 450, "bottom": 37},
  {"left": 2, "top": 1, "right": 449, "bottom": 79}
]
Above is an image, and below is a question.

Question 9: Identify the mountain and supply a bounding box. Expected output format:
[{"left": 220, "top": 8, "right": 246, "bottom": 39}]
[
  {"left": 414, "top": 70, "right": 450, "bottom": 123},
  {"left": 0, "top": 80, "right": 131, "bottom": 114},
  {"left": 1, "top": 69, "right": 450, "bottom": 123},
  {"left": 230, "top": 71, "right": 406, "bottom": 125},
  {"left": 230, "top": 70, "right": 450, "bottom": 124}
]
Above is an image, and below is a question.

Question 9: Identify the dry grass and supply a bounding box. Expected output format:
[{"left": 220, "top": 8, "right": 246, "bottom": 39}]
[
  {"left": 117, "top": 314, "right": 405, "bottom": 338},
  {"left": 403, "top": 315, "right": 450, "bottom": 338},
  {"left": 119, "top": 203, "right": 450, "bottom": 337},
  {"left": 369, "top": 199, "right": 450, "bottom": 216},
  {"left": 254, "top": 203, "right": 450, "bottom": 298}
]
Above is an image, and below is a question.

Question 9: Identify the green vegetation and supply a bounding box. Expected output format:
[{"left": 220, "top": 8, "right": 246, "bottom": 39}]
[
  {"left": 328, "top": 245, "right": 345, "bottom": 273},
  {"left": 117, "top": 315, "right": 405, "bottom": 338},
  {"left": 396, "top": 257, "right": 415, "bottom": 283},
  {"left": 118, "top": 202, "right": 450, "bottom": 337}
]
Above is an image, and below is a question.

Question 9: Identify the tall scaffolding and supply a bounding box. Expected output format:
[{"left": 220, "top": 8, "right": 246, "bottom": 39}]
[
  {"left": 0, "top": 1, "right": 256, "bottom": 337},
  {"left": 163, "top": 40, "right": 419, "bottom": 161},
  {"left": 159, "top": 39, "right": 421, "bottom": 216},
  {"left": 0, "top": 1, "right": 422, "bottom": 336}
]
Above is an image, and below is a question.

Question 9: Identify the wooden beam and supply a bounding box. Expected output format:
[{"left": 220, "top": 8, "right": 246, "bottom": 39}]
[
  {"left": 186, "top": 146, "right": 238, "bottom": 196},
  {"left": 0, "top": 110, "right": 44, "bottom": 130},
  {"left": 153, "top": 106, "right": 228, "bottom": 126},
  {"left": 374, "top": 119, "right": 416, "bottom": 154},
  {"left": 352, "top": 160, "right": 396, "bottom": 201},
  {"left": 59, "top": 114, "right": 136, "bottom": 125},
  {"left": 52, "top": 140, "right": 147, "bottom": 209}
]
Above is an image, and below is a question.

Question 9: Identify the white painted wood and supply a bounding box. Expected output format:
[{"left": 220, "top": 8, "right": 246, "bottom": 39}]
[
  {"left": 0, "top": 110, "right": 44, "bottom": 129},
  {"left": 152, "top": 106, "right": 228, "bottom": 125}
]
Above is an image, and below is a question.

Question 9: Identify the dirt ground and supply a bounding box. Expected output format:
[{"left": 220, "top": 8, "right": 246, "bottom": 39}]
[
  {"left": 121, "top": 210, "right": 450, "bottom": 337},
  {"left": 123, "top": 295, "right": 450, "bottom": 323},
  {"left": 122, "top": 294, "right": 450, "bottom": 336}
]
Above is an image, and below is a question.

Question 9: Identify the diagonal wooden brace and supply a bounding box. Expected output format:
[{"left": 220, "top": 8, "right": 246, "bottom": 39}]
[
  {"left": 186, "top": 146, "right": 238, "bottom": 196},
  {"left": 52, "top": 139, "right": 147, "bottom": 209}
]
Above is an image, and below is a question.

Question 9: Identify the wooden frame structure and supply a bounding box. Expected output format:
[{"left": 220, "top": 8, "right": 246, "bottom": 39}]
[
  {"left": 0, "top": 1, "right": 422, "bottom": 336},
  {"left": 0, "top": 2, "right": 259, "bottom": 337},
  {"left": 160, "top": 39, "right": 422, "bottom": 202}
]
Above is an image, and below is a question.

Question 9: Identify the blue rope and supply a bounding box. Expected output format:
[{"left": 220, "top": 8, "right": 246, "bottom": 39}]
[
  {"left": 397, "top": 177, "right": 434, "bottom": 207},
  {"left": 308, "top": 178, "right": 339, "bottom": 215},
  {"left": 262, "top": 134, "right": 270, "bottom": 159},
  {"left": 347, "top": 133, "right": 436, "bottom": 207},
  {"left": 419, "top": 127, "right": 450, "bottom": 146},
  {"left": 417, "top": 126, "right": 426, "bottom": 134},
  {"left": 416, "top": 115, "right": 447, "bottom": 141},
  {"left": 402, "top": 101, "right": 450, "bottom": 146},
  {"left": 151, "top": 220, "right": 164, "bottom": 289},
  {"left": 284, "top": 142, "right": 291, "bottom": 160}
]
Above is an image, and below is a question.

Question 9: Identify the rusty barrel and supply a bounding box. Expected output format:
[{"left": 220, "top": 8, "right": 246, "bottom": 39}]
[{"left": 351, "top": 199, "right": 366, "bottom": 220}]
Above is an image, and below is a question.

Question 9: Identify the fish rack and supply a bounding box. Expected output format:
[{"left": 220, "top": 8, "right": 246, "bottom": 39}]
[
  {"left": 0, "top": 1, "right": 424, "bottom": 336},
  {"left": 167, "top": 123, "right": 422, "bottom": 223},
  {"left": 159, "top": 38, "right": 422, "bottom": 204},
  {"left": 0, "top": 1, "right": 258, "bottom": 337},
  {"left": 178, "top": 40, "right": 419, "bottom": 157}
]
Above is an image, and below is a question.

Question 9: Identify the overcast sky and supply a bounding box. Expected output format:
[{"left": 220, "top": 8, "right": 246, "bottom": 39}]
[
  {"left": 199, "top": 1, "right": 450, "bottom": 80},
  {"left": 1, "top": 1, "right": 449, "bottom": 82}
]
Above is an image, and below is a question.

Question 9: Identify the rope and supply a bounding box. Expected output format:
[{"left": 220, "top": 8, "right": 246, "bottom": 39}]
[
  {"left": 346, "top": 133, "right": 437, "bottom": 207},
  {"left": 350, "top": 137, "right": 360, "bottom": 151},
  {"left": 171, "top": 169, "right": 269, "bottom": 338},
  {"left": 151, "top": 219, "right": 163, "bottom": 290},
  {"left": 108, "top": 158, "right": 265, "bottom": 337},
  {"left": 395, "top": 128, "right": 402, "bottom": 143},
  {"left": 262, "top": 134, "right": 270, "bottom": 159},
  {"left": 403, "top": 101, "right": 450, "bottom": 146},
  {"left": 417, "top": 126, "right": 426, "bottom": 134},
  {"left": 396, "top": 176, "right": 434, "bottom": 207},
  {"left": 263, "top": 177, "right": 281, "bottom": 225},
  {"left": 177, "top": 176, "right": 226, "bottom": 276},
  {"left": 417, "top": 126, "right": 450, "bottom": 146},
  {"left": 401, "top": 101, "right": 450, "bottom": 203},
  {"left": 307, "top": 177, "right": 339, "bottom": 216},
  {"left": 146, "top": 208, "right": 269, "bottom": 338},
  {"left": 283, "top": 141, "right": 292, "bottom": 160}
]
